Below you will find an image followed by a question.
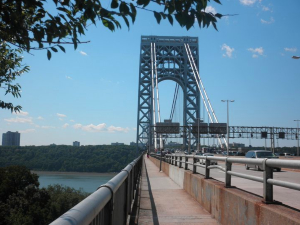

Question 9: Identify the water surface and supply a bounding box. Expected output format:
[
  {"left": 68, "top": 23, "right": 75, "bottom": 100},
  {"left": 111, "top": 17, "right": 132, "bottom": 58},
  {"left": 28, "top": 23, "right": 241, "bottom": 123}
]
[{"left": 34, "top": 171, "right": 116, "bottom": 193}]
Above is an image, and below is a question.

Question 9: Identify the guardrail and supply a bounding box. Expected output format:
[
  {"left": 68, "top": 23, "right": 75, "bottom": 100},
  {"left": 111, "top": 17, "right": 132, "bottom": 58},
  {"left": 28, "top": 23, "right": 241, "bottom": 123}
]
[
  {"left": 50, "top": 153, "right": 143, "bottom": 225},
  {"left": 151, "top": 153, "right": 300, "bottom": 203}
]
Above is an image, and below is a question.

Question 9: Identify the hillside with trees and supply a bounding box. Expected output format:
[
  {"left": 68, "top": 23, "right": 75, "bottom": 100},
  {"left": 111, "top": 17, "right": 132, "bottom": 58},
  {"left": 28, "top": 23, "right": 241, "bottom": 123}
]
[
  {"left": 0, "top": 145, "right": 139, "bottom": 173},
  {"left": 0, "top": 165, "right": 88, "bottom": 225}
]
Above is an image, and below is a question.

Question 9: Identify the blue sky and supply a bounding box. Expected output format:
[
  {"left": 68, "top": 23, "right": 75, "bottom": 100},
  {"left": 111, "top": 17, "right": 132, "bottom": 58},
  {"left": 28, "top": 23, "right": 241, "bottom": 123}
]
[{"left": 1, "top": 0, "right": 300, "bottom": 147}]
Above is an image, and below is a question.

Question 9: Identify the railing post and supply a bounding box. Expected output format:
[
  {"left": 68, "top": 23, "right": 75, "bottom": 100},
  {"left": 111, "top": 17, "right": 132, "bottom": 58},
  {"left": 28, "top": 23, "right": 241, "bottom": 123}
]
[
  {"left": 225, "top": 157, "right": 232, "bottom": 187},
  {"left": 175, "top": 156, "right": 178, "bottom": 167},
  {"left": 171, "top": 155, "right": 174, "bottom": 165},
  {"left": 193, "top": 156, "right": 197, "bottom": 174},
  {"left": 179, "top": 156, "right": 182, "bottom": 168},
  {"left": 263, "top": 159, "right": 274, "bottom": 203},
  {"left": 185, "top": 156, "right": 188, "bottom": 170},
  {"left": 205, "top": 157, "right": 210, "bottom": 179}
]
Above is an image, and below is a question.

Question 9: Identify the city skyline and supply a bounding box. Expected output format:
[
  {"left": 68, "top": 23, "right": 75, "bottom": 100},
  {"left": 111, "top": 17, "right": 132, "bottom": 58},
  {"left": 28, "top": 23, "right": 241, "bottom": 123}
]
[{"left": 0, "top": 0, "right": 300, "bottom": 147}]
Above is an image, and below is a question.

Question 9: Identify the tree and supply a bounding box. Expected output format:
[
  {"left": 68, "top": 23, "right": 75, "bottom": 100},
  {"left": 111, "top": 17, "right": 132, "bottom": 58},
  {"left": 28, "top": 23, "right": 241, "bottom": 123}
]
[{"left": 0, "top": 0, "right": 224, "bottom": 112}]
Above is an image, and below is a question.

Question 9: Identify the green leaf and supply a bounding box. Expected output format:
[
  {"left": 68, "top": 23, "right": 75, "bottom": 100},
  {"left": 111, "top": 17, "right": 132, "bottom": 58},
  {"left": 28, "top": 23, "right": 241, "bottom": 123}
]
[
  {"left": 215, "top": 13, "right": 223, "bottom": 19},
  {"left": 175, "top": 13, "right": 184, "bottom": 27},
  {"left": 47, "top": 50, "right": 51, "bottom": 60},
  {"left": 168, "top": 14, "right": 173, "bottom": 25},
  {"left": 51, "top": 47, "right": 58, "bottom": 52},
  {"left": 120, "top": 2, "right": 130, "bottom": 14},
  {"left": 143, "top": 0, "right": 151, "bottom": 7},
  {"left": 213, "top": 0, "right": 222, "bottom": 4},
  {"left": 111, "top": 0, "right": 119, "bottom": 9},
  {"left": 186, "top": 14, "right": 194, "bottom": 30},
  {"left": 154, "top": 11, "right": 161, "bottom": 24},
  {"left": 130, "top": 3, "right": 137, "bottom": 16},
  {"left": 58, "top": 45, "right": 65, "bottom": 53},
  {"left": 122, "top": 15, "right": 130, "bottom": 29},
  {"left": 212, "top": 22, "right": 218, "bottom": 31}
]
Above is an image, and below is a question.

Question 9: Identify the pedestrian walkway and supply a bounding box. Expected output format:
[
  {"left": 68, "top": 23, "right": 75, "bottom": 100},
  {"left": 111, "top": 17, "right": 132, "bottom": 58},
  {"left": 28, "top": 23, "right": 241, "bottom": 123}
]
[{"left": 138, "top": 156, "right": 220, "bottom": 225}]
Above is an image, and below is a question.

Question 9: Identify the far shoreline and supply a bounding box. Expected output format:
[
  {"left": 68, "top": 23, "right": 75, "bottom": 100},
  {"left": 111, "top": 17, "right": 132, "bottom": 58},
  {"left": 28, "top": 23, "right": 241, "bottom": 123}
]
[{"left": 32, "top": 170, "right": 117, "bottom": 176}]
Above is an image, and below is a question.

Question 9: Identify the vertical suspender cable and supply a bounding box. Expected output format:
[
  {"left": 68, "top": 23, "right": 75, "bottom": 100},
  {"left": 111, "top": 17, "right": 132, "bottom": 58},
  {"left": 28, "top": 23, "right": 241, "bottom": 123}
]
[
  {"left": 150, "top": 43, "right": 157, "bottom": 149},
  {"left": 153, "top": 43, "right": 163, "bottom": 149}
]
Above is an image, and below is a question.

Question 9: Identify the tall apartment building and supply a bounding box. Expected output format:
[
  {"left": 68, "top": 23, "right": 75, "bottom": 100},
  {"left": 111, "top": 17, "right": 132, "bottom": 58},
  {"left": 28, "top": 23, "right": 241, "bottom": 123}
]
[
  {"left": 73, "top": 141, "right": 80, "bottom": 147},
  {"left": 2, "top": 131, "right": 20, "bottom": 146}
]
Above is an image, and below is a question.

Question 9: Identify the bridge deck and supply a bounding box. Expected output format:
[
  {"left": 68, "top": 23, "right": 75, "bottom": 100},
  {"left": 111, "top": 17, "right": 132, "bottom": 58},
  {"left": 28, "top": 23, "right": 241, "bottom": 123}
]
[{"left": 138, "top": 156, "right": 220, "bottom": 225}]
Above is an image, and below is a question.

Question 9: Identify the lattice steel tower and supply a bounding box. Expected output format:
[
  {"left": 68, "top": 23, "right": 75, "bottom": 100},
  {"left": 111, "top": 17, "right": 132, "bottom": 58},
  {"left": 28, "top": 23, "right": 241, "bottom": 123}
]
[{"left": 136, "top": 36, "right": 200, "bottom": 150}]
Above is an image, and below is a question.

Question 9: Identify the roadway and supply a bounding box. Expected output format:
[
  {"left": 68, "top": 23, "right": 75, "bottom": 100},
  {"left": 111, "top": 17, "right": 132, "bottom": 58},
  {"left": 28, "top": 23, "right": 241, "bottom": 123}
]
[{"left": 174, "top": 154, "right": 300, "bottom": 210}]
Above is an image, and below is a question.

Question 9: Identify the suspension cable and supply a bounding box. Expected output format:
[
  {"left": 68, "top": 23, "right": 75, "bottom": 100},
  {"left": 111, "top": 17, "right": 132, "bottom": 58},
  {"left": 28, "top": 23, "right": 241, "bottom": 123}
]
[
  {"left": 170, "top": 83, "right": 179, "bottom": 120},
  {"left": 153, "top": 43, "right": 163, "bottom": 149},
  {"left": 184, "top": 43, "right": 225, "bottom": 146},
  {"left": 150, "top": 43, "right": 157, "bottom": 149}
]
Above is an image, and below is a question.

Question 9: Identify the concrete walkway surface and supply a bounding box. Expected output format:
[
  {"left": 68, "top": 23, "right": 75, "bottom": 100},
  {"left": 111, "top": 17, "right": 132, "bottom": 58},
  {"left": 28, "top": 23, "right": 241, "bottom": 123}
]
[{"left": 138, "top": 156, "right": 220, "bottom": 225}]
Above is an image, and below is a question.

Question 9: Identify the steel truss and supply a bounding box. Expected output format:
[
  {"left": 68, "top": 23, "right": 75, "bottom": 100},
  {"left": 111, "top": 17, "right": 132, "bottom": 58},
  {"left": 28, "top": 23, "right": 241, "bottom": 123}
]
[
  {"left": 136, "top": 36, "right": 200, "bottom": 151},
  {"left": 152, "top": 126, "right": 299, "bottom": 141}
]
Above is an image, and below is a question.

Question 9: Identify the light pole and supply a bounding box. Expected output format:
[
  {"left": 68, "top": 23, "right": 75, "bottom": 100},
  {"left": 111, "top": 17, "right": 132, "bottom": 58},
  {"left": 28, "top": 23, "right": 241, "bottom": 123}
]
[
  {"left": 294, "top": 120, "right": 300, "bottom": 156},
  {"left": 221, "top": 100, "right": 235, "bottom": 156}
]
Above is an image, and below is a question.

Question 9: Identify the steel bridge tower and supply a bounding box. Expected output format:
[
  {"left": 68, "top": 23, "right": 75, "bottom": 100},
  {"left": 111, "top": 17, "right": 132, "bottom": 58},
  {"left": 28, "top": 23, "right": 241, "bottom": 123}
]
[{"left": 136, "top": 36, "right": 200, "bottom": 151}]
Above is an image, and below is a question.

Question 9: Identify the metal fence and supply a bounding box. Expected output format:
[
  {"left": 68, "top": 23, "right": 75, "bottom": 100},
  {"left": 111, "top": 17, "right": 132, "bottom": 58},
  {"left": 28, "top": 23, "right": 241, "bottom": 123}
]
[
  {"left": 50, "top": 154, "right": 143, "bottom": 225},
  {"left": 152, "top": 153, "right": 300, "bottom": 203}
]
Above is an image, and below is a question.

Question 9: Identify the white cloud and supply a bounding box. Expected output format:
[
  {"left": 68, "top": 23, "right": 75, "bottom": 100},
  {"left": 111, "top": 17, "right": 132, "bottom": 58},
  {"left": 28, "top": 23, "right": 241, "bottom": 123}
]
[
  {"left": 132, "top": 127, "right": 137, "bottom": 131},
  {"left": 13, "top": 111, "right": 29, "bottom": 116},
  {"left": 221, "top": 44, "right": 234, "bottom": 58},
  {"left": 205, "top": 6, "right": 217, "bottom": 14},
  {"left": 62, "top": 123, "right": 69, "bottom": 128},
  {"left": 79, "top": 51, "right": 88, "bottom": 56},
  {"left": 19, "top": 129, "right": 35, "bottom": 134},
  {"left": 284, "top": 48, "right": 297, "bottom": 52},
  {"left": 59, "top": 118, "right": 63, "bottom": 121},
  {"left": 57, "top": 113, "right": 66, "bottom": 118},
  {"left": 4, "top": 117, "right": 33, "bottom": 124},
  {"left": 248, "top": 47, "right": 264, "bottom": 57},
  {"left": 73, "top": 124, "right": 83, "bottom": 129},
  {"left": 41, "top": 126, "right": 55, "bottom": 129},
  {"left": 107, "top": 126, "right": 130, "bottom": 133},
  {"left": 82, "top": 123, "right": 106, "bottom": 132},
  {"left": 70, "top": 120, "right": 75, "bottom": 122},
  {"left": 262, "top": 6, "right": 270, "bottom": 11},
  {"left": 240, "top": 0, "right": 256, "bottom": 6},
  {"left": 73, "top": 123, "right": 129, "bottom": 133},
  {"left": 261, "top": 17, "right": 274, "bottom": 24},
  {"left": 37, "top": 116, "right": 44, "bottom": 120},
  {"left": 66, "top": 76, "right": 72, "bottom": 80}
]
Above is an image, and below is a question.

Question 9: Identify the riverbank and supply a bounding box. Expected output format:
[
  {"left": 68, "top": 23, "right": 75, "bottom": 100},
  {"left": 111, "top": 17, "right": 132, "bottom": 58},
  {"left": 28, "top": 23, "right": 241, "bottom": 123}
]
[{"left": 32, "top": 170, "right": 117, "bottom": 176}]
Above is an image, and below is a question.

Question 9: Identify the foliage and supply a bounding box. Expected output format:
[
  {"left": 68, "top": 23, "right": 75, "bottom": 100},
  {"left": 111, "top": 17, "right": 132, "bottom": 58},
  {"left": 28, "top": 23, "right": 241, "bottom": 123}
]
[
  {"left": 0, "top": 43, "right": 30, "bottom": 112},
  {"left": 0, "top": 145, "right": 139, "bottom": 172},
  {"left": 46, "top": 184, "right": 88, "bottom": 221},
  {"left": 0, "top": 165, "right": 89, "bottom": 225},
  {"left": 0, "top": 0, "right": 224, "bottom": 112}
]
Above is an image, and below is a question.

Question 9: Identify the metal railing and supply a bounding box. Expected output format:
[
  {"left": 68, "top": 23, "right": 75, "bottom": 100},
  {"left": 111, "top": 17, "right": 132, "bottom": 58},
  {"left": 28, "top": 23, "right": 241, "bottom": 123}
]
[
  {"left": 151, "top": 153, "right": 300, "bottom": 203},
  {"left": 50, "top": 154, "right": 143, "bottom": 225}
]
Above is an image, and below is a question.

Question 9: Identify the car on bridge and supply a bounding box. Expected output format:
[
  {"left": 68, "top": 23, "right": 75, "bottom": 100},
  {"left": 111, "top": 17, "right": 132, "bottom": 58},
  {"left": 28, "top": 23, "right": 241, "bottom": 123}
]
[
  {"left": 199, "top": 153, "right": 218, "bottom": 165},
  {"left": 245, "top": 150, "right": 281, "bottom": 171}
]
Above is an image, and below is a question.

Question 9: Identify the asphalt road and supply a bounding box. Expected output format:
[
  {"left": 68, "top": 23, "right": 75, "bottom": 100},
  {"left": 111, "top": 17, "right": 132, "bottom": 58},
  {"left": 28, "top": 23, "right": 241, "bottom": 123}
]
[{"left": 173, "top": 155, "right": 300, "bottom": 210}]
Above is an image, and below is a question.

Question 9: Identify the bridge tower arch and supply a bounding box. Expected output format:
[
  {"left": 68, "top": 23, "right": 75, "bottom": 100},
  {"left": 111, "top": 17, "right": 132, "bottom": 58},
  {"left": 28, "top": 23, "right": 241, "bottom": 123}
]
[{"left": 136, "top": 36, "right": 200, "bottom": 151}]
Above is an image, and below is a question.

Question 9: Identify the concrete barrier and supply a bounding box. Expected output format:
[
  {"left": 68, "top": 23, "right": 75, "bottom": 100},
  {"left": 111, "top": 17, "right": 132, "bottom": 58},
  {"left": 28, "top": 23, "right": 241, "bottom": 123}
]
[{"left": 150, "top": 156, "right": 300, "bottom": 225}]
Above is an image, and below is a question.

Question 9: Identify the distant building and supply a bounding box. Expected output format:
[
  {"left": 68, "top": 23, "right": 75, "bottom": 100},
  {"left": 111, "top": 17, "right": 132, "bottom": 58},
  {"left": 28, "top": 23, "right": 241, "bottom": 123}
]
[
  {"left": 50, "top": 143, "right": 56, "bottom": 146},
  {"left": 130, "top": 142, "right": 135, "bottom": 146},
  {"left": 73, "top": 141, "right": 80, "bottom": 147},
  {"left": 111, "top": 142, "right": 124, "bottom": 146},
  {"left": 2, "top": 131, "right": 20, "bottom": 146}
]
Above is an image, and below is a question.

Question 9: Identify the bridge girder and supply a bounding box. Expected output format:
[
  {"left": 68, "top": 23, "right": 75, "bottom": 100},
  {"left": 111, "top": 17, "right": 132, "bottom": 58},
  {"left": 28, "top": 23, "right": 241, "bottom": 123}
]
[{"left": 136, "top": 36, "right": 200, "bottom": 151}]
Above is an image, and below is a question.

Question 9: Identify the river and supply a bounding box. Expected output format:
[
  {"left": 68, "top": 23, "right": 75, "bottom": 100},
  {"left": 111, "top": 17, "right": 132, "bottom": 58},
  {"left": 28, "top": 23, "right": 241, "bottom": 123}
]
[{"left": 33, "top": 171, "right": 116, "bottom": 193}]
